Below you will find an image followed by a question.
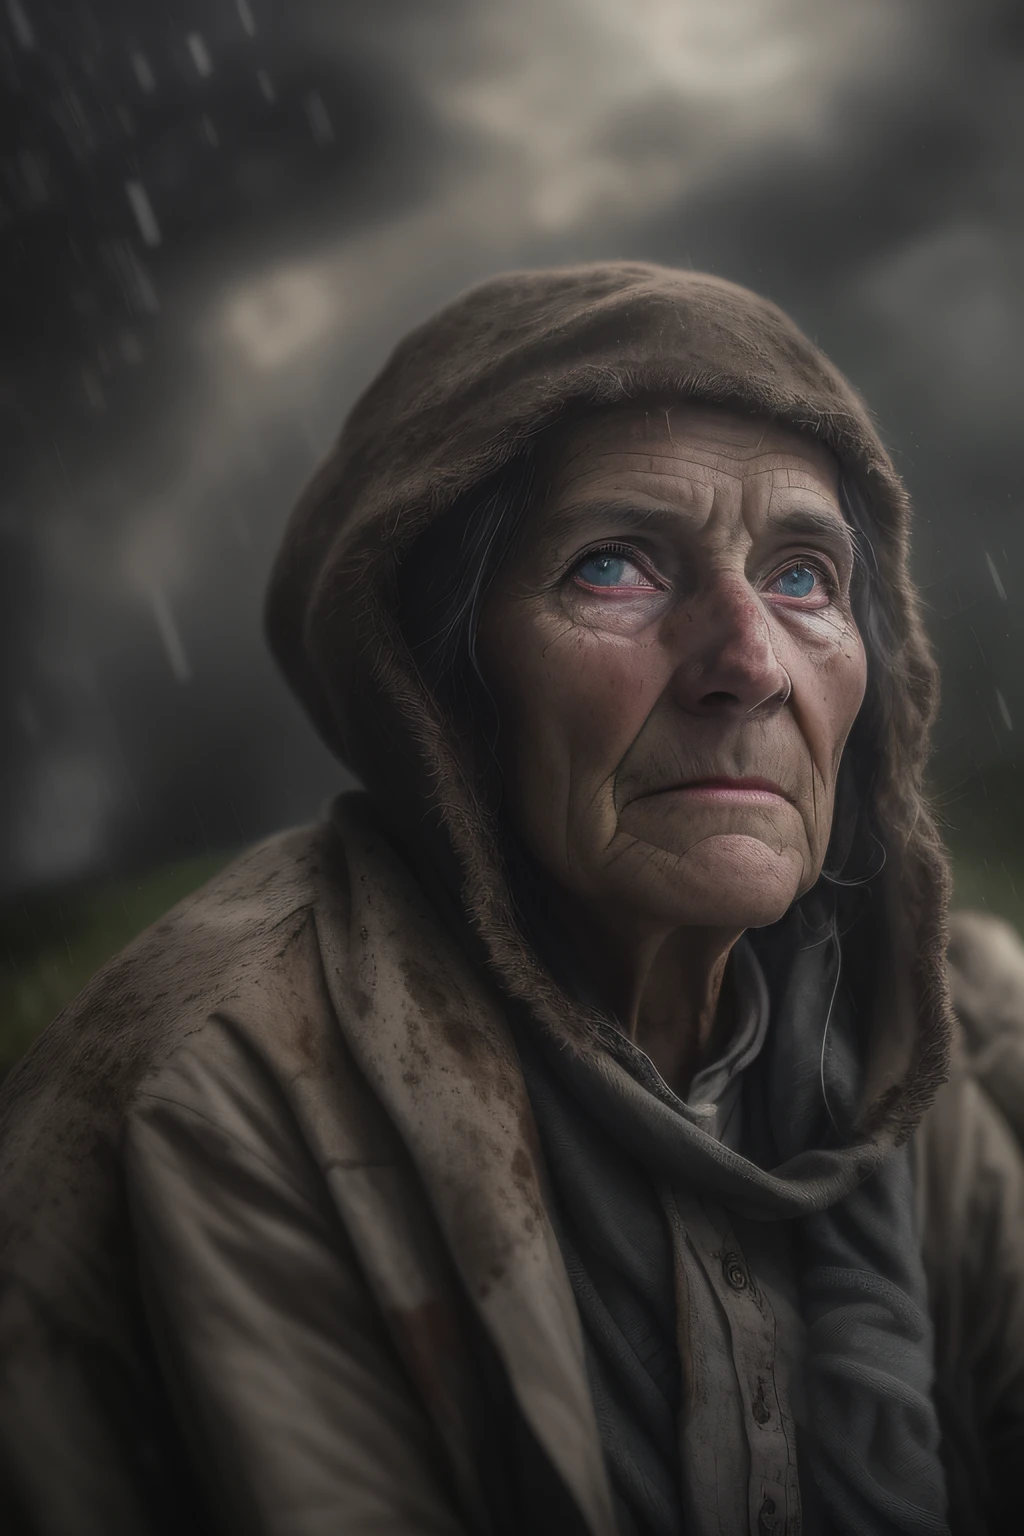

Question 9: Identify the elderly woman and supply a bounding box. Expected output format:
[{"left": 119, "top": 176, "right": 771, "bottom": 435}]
[{"left": 2, "top": 263, "right": 1024, "bottom": 1536}]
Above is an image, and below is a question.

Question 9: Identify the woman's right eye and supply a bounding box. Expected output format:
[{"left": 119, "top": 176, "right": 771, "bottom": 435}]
[{"left": 571, "top": 548, "right": 661, "bottom": 592}]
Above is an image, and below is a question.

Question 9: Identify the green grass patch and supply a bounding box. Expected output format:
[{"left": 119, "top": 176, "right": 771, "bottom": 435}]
[
  {"left": 1, "top": 853, "right": 229, "bottom": 1077},
  {"left": 931, "top": 758, "right": 1024, "bottom": 934}
]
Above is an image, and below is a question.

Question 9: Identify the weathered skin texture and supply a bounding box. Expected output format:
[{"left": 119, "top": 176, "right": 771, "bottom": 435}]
[{"left": 476, "top": 403, "right": 867, "bottom": 1094}]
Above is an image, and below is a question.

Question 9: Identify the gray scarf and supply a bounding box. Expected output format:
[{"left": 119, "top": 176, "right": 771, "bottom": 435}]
[{"left": 514, "top": 930, "right": 949, "bottom": 1536}]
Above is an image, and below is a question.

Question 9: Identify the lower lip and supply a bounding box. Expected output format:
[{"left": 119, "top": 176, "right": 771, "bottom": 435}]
[{"left": 666, "top": 785, "right": 789, "bottom": 806}]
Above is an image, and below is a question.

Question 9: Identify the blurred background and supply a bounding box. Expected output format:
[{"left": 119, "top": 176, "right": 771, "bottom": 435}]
[{"left": 3, "top": 0, "right": 1024, "bottom": 1071}]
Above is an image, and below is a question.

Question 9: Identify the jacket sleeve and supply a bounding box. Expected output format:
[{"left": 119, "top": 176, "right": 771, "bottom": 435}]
[
  {"left": 123, "top": 1051, "right": 470, "bottom": 1536},
  {"left": 918, "top": 1054, "right": 1024, "bottom": 1533}
]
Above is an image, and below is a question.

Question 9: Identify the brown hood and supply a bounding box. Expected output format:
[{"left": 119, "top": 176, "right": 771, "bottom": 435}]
[{"left": 265, "top": 260, "right": 954, "bottom": 1151}]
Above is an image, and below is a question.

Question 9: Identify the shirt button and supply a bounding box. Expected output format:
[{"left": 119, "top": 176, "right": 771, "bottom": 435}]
[
  {"left": 722, "top": 1251, "right": 749, "bottom": 1291},
  {"left": 758, "top": 1495, "right": 780, "bottom": 1534}
]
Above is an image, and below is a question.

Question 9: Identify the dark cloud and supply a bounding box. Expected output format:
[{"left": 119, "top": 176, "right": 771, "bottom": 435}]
[{"left": 3, "top": 0, "right": 1022, "bottom": 894}]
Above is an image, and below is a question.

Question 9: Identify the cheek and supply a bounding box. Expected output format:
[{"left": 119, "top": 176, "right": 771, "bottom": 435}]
[
  {"left": 483, "top": 604, "right": 667, "bottom": 787},
  {"left": 806, "top": 626, "right": 869, "bottom": 785}
]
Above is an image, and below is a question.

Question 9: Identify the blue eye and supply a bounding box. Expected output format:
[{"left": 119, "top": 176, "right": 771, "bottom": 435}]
[
  {"left": 774, "top": 564, "right": 818, "bottom": 598},
  {"left": 577, "top": 553, "right": 630, "bottom": 586},
  {"left": 572, "top": 548, "right": 658, "bottom": 591}
]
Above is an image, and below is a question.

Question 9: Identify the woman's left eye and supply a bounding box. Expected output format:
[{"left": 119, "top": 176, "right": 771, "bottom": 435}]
[{"left": 770, "top": 562, "right": 832, "bottom": 600}]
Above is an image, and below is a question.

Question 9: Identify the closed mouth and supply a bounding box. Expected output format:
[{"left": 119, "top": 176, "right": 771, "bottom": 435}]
[{"left": 659, "top": 776, "right": 793, "bottom": 803}]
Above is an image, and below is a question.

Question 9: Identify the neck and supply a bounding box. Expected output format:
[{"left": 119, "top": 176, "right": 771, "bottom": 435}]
[{"left": 553, "top": 896, "right": 743, "bottom": 1098}]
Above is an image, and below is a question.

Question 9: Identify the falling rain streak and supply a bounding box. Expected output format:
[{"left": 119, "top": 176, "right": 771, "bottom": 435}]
[
  {"left": 305, "top": 92, "right": 335, "bottom": 145},
  {"left": 8, "top": 0, "right": 34, "bottom": 50},
  {"left": 125, "top": 180, "right": 161, "bottom": 247},
  {"left": 984, "top": 550, "right": 1007, "bottom": 601},
  {"left": 186, "top": 34, "right": 213, "bottom": 79},
  {"left": 149, "top": 589, "right": 192, "bottom": 684},
  {"left": 132, "top": 51, "right": 155, "bottom": 93},
  {"left": 2, "top": 0, "right": 411, "bottom": 896}
]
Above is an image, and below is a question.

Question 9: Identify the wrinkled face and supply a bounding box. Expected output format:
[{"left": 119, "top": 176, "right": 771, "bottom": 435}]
[{"left": 475, "top": 403, "right": 868, "bottom": 934}]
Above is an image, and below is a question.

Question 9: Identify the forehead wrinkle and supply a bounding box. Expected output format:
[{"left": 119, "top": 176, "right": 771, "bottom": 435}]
[
  {"left": 539, "top": 476, "right": 853, "bottom": 570},
  {"left": 542, "top": 419, "right": 844, "bottom": 553},
  {"left": 554, "top": 436, "right": 833, "bottom": 494},
  {"left": 544, "top": 458, "right": 720, "bottom": 526},
  {"left": 760, "top": 469, "right": 847, "bottom": 522},
  {"left": 551, "top": 448, "right": 746, "bottom": 501},
  {"left": 659, "top": 403, "right": 837, "bottom": 471},
  {"left": 760, "top": 477, "right": 854, "bottom": 561},
  {"left": 539, "top": 497, "right": 706, "bottom": 546},
  {"left": 543, "top": 462, "right": 847, "bottom": 543}
]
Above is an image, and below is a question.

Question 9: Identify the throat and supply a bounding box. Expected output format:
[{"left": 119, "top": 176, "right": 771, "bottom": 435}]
[
  {"left": 537, "top": 883, "right": 747, "bottom": 1101},
  {"left": 632, "top": 952, "right": 741, "bottom": 1100}
]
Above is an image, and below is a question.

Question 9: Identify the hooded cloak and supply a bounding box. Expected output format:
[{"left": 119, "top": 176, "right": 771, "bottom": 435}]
[
  {"left": 2, "top": 263, "right": 1024, "bottom": 1536},
  {"left": 266, "top": 262, "right": 953, "bottom": 1153}
]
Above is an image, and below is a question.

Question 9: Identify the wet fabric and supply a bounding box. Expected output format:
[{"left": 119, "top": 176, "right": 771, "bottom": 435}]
[
  {"left": 2, "top": 793, "right": 1024, "bottom": 1535},
  {"left": 517, "top": 1028, "right": 682, "bottom": 1536},
  {"left": 513, "top": 937, "right": 771, "bottom": 1535},
  {"left": 518, "top": 933, "right": 948, "bottom": 1536}
]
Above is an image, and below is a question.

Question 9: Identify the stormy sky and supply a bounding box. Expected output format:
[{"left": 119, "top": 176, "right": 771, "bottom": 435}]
[{"left": 4, "top": 0, "right": 1024, "bottom": 897}]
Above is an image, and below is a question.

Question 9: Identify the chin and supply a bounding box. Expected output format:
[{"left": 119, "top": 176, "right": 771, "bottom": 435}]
[{"left": 617, "top": 832, "right": 805, "bottom": 930}]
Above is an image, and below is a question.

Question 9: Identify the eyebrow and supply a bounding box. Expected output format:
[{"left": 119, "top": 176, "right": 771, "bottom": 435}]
[
  {"left": 542, "top": 497, "right": 856, "bottom": 564},
  {"left": 764, "top": 504, "right": 856, "bottom": 563}
]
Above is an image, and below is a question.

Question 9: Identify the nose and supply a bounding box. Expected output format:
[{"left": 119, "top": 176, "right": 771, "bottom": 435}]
[{"left": 668, "top": 573, "right": 791, "bottom": 718}]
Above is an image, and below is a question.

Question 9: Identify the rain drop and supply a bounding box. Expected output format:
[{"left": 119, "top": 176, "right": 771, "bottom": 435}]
[
  {"left": 8, "top": 0, "right": 34, "bottom": 49},
  {"left": 125, "top": 180, "right": 161, "bottom": 247},
  {"left": 984, "top": 550, "right": 1007, "bottom": 601},
  {"left": 186, "top": 33, "right": 213, "bottom": 78},
  {"left": 149, "top": 589, "right": 192, "bottom": 684},
  {"left": 305, "top": 91, "right": 335, "bottom": 145},
  {"left": 131, "top": 51, "right": 155, "bottom": 93}
]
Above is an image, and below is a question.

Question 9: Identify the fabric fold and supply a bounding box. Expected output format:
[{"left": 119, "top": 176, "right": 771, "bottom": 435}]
[{"left": 515, "top": 932, "right": 948, "bottom": 1536}]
